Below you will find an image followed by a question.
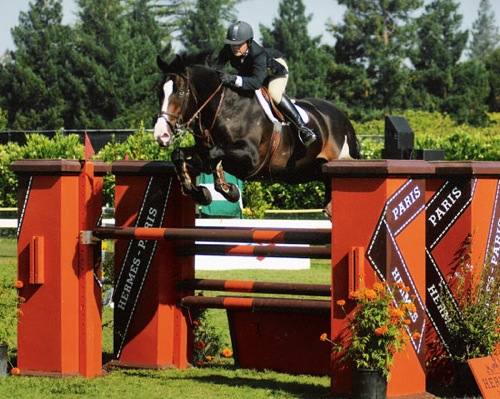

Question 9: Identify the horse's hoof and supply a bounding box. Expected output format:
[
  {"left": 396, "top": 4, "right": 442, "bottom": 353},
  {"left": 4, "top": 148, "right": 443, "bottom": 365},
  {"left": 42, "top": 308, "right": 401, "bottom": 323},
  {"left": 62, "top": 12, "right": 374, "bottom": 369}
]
[
  {"left": 193, "top": 186, "right": 212, "bottom": 205},
  {"left": 215, "top": 183, "right": 240, "bottom": 203}
]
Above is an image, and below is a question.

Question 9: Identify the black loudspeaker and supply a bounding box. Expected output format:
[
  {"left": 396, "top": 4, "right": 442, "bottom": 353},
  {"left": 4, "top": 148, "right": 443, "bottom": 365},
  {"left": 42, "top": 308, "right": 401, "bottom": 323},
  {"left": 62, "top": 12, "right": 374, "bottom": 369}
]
[
  {"left": 413, "top": 149, "right": 445, "bottom": 160},
  {"left": 382, "top": 115, "right": 415, "bottom": 160}
]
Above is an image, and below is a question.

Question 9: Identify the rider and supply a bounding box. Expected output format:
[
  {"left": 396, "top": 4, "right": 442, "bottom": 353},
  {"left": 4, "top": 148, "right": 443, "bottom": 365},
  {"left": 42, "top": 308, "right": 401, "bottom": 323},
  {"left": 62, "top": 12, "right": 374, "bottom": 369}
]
[{"left": 215, "top": 21, "right": 317, "bottom": 147}]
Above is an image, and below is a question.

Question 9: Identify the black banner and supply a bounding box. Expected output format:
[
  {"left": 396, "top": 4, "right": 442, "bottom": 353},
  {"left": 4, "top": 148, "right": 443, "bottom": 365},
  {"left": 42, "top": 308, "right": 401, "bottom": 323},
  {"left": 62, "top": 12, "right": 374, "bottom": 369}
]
[
  {"left": 113, "top": 176, "right": 172, "bottom": 357},
  {"left": 426, "top": 179, "right": 474, "bottom": 250},
  {"left": 424, "top": 178, "right": 474, "bottom": 354},
  {"left": 367, "top": 179, "right": 427, "bottom": 366}
]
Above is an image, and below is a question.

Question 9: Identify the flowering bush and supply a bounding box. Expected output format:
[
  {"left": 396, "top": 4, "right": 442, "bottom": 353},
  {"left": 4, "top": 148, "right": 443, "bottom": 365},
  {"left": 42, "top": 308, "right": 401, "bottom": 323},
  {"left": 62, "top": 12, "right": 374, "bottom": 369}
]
[
  {"left": 441, "top": 258, "right": 499, "bottom": 363},
  {"left": 190, "top": 307, "right": 223, "bottom": 367},
  {"left": 322, "top": 282, "right": 419, "bottom": 379}
]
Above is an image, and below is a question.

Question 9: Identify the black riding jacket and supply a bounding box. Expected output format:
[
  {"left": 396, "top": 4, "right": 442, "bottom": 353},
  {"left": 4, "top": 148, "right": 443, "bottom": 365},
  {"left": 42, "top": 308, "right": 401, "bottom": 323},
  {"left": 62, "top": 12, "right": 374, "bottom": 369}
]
[{"left": 215, "top": 40, "right": 287, "bottom": 91}]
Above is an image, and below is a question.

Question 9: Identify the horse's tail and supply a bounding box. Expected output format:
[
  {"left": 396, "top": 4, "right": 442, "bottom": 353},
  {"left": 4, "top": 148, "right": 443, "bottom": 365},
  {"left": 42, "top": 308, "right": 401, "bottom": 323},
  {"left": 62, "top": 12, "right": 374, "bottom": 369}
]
[
  {"left": 345, "top": 118, "right": 361, "bottom": 159},
  {"left": 300, "top": 98, "right": 361, "bottom": 160}
]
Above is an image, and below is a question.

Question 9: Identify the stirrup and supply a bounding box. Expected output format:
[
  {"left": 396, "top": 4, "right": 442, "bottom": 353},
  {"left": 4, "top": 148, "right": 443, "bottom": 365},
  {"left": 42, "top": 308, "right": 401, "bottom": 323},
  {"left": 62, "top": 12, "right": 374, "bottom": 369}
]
[{"left": 298, "top": 127, "right": 317, "bottom": 146}]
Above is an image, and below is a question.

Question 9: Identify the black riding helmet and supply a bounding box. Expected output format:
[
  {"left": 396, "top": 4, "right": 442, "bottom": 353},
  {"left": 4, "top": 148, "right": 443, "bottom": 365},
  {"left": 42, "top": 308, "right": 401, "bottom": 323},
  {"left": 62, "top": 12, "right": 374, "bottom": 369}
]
[{"left": 224, "top": 21, "right": 253, "bottom": 45}]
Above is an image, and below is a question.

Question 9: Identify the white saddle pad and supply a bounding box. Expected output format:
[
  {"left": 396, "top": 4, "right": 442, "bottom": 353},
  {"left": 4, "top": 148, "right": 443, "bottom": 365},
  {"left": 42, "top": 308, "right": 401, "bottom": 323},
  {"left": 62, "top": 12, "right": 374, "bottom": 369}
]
[{"left": 255, "top": 90, "right": 309, "bottom": 124}]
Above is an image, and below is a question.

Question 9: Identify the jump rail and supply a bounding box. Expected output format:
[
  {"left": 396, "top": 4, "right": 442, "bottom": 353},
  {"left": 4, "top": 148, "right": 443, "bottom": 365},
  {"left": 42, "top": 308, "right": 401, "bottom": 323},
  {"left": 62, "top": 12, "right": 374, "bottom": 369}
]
[
  {"left": 176, "top": 243, "right": 331, "bottom": 258},
  {"left": 92, "top": 225, "right": 331, "bottom": 244},
  {"left": 180, "top": 295, "right": 331, "bottom": 314},
  {"left": 177, "top": 278, "right": 331, "bottom": 296}
]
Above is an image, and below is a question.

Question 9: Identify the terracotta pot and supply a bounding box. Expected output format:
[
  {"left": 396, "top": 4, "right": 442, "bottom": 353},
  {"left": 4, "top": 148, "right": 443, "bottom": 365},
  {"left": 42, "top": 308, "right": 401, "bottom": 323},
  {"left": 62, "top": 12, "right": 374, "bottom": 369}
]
[{"left": 351, "top": 368, "right": 387, "bottom": 399}]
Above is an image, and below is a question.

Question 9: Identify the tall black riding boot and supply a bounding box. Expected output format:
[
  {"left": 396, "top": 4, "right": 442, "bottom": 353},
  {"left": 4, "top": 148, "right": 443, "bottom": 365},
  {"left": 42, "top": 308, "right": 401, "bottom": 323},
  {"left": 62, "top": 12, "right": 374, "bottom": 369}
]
[{"left": 277, "top": 95, "right": 317, "bottom": 146}]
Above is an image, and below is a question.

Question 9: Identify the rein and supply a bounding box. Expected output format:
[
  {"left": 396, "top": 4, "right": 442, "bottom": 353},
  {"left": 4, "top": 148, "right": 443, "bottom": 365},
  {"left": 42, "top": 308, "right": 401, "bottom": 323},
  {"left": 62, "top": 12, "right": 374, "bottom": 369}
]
[{"left": 164, "top": 71, "right": 225, "bottom": 146}]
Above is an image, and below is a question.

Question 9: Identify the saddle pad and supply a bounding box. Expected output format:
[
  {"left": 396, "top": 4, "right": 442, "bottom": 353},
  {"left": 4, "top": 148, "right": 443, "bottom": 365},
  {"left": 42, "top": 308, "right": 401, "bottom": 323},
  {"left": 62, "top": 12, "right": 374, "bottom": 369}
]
[{"left": 255, "top": 90, "right": 309, "bottom": 124}]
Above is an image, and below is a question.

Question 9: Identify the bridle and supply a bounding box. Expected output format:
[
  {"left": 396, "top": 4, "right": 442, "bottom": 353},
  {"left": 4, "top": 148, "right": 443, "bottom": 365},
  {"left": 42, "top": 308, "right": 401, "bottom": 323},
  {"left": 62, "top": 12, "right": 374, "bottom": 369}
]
[{"left": 159, "top": 69, "right": 225, "bottom": 145}]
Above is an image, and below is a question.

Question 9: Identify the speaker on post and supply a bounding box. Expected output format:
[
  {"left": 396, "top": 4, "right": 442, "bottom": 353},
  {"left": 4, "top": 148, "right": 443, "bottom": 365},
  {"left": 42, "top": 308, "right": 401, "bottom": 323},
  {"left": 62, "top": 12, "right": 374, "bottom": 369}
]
[{"left": 382, "top": 115, "right": 414, "bottom": 159}]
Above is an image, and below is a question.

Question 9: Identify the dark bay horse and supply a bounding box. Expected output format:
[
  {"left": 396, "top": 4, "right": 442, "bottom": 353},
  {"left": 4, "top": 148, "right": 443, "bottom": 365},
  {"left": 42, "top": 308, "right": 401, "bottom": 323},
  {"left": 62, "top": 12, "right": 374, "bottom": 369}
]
[{"left": 154, "top": 52, "right": 360, "bottom": 215}]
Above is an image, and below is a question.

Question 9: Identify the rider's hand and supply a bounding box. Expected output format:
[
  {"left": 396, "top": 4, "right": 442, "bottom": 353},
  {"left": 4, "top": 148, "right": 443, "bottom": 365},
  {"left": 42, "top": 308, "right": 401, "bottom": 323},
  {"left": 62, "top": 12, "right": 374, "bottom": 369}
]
[{"left": 220, "top": 73, "right": 237, "bottom": 86}]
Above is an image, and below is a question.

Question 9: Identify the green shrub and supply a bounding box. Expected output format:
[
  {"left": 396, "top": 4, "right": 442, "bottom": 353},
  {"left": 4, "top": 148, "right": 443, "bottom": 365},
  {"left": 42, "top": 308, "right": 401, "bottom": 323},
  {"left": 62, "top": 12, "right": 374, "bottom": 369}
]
[{"left": 0, "top": 130, "right": 83, "bottom": 207}]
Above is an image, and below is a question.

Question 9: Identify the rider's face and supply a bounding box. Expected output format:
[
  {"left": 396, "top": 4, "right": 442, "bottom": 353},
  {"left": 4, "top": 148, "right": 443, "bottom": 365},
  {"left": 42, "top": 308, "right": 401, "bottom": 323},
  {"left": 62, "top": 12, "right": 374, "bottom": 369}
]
[{"left": 231, "top": 42, "right": 249, "bottom": 57}]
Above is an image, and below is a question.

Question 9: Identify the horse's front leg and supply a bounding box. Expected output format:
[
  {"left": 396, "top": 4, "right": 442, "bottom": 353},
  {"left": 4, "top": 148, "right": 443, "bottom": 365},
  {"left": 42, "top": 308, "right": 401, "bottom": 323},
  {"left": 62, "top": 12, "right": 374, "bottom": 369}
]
[
  {"left": 171, "top": 147, "right": 212, "bottom": 205},
  {"left": 213, "top": 160, "right": 240, "bottom": 203}
]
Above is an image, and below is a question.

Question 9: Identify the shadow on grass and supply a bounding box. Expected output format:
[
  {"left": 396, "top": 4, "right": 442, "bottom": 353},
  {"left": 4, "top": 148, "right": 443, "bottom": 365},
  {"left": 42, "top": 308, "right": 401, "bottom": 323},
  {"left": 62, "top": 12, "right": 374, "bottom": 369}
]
[{"left": 120, "top": 367, "right": 338, "bottom": 399}]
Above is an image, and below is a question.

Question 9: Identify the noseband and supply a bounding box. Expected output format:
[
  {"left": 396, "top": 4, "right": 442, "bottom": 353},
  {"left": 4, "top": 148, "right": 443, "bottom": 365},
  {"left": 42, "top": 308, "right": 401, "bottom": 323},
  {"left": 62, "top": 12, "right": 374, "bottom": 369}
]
[{"left": 160, "top": 70, "right": 225, "bottom": 143}]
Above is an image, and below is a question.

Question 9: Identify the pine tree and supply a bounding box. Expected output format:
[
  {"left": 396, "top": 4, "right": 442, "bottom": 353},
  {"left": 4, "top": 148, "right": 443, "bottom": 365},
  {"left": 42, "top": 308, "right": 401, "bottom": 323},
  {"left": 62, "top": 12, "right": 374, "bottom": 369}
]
[
  {"left": 71, "top": 0, "right": 165, "bottom": 128},
  {"left": 443, "top": 60, "right": 489, "bottom": 125},
  {"left": 409, "top": 0, "right": 489, "bottom": 125},
  {"left": 410, "top": 0, "right": 468, "bottom": 101},
  {"left": 484, "top": 48, "right": 500, "bottom": 111},
  {"left": 469, "top": 0, "right": 500, "bottom": 59},
  {"left": 0, "top": 0, "right": 77, "bottom": 129},
  {"left": 179, "top": 0, "right": 237, "bottom": 53},
  {"left": 260, "top": 0, "right": 331, "bottom": 99},
  {"left": 327, "top": 0, "right": 422, "bottom": 117},
  {"left": 114, "top": 0, "right": 166, "bottom": 127}
]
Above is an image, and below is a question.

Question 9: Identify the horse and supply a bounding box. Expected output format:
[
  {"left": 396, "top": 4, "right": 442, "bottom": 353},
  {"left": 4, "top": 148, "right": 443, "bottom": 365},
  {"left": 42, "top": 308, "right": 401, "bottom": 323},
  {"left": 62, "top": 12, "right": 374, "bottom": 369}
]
[{"left": 154, "top": 52, "right": 360, "bottom": 216}]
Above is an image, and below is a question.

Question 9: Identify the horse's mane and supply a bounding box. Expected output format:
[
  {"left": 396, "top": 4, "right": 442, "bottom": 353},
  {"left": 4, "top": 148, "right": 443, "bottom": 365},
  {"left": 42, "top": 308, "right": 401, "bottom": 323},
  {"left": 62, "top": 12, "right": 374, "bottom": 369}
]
[{"left": 164, "top": 51, "right": 213, "bottom": 73}]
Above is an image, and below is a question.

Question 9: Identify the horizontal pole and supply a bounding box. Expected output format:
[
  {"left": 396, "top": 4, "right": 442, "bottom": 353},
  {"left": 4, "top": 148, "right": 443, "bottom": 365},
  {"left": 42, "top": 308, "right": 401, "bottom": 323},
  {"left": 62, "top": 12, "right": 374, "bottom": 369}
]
[
  {"left": 93, "top": 226, "right": 331, "bottom": 245},
  {"left": 178, "top": 279, "right": 331, "bottom": 296},
  {"left": 177, "top": 244, "right": 331, "bottom": 259},
  {"left": 180, "top": 295, "right": 330, "bottom": 315}
]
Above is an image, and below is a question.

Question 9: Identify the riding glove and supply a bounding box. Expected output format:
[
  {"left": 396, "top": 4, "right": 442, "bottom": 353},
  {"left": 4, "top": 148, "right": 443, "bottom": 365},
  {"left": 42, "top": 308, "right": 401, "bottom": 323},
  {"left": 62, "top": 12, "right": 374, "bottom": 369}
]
[{"left": 220, "top": 73, "right": 237, "bottom": 86}]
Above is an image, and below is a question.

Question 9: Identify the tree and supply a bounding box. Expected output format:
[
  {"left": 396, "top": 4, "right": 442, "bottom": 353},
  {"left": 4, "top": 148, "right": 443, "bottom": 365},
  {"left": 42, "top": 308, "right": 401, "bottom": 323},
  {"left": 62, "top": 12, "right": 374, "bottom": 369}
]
[
  {"left": 179, "top": 0, "right": 237, "bottom": 53},
  {"left": 484, "top": 48, "right": 500, "bottom": 111},
  {"left": 114, "top": 0, "right": 166, "bottom": 127},
  {"left": 0, "top": 0, "right": 77, "bottom": 129},
  {"left": 326, "top": 0, "right": 422, "bottom": 117},
  {"left": 469, "top": 0, "right": 500, "bottom": 59},
  {"left": 442, "top": 60, "right": 489, "bottom": 125},
  {"left": 71, "top": 0, "right": 165, "bottom": 128},
  {"left": 409, "top": 0, "right": 468, "bottom": 109},
  {"left": 260, "top": 0, "right": 331, "bottom": 99}
]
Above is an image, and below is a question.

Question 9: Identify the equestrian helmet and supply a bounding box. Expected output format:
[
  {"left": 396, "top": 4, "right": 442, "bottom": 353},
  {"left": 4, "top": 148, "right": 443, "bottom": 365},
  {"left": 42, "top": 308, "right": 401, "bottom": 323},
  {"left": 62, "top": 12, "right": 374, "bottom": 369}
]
[{"left": 224, "top": 21, "right": 253, "bottom": 45}]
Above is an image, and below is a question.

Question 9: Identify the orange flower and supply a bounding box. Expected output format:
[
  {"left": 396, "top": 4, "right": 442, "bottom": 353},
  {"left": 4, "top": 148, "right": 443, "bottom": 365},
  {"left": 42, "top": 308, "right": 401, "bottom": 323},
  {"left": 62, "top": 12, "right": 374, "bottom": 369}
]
[
  {"left": 375, "top": 325, "right": 388, "bottom": 336},
  {"left": 373, "top": 282, "right": 385, "bottom": 292},
  {"left": 336, "top": 299, "right": 346, "bottom": 306},
  {"left": 403, "top": 319, "right": 411, "bottom": 325},
  {"left": 402, "top": 285, "right": 410, "bottom": 292},
  {"left": 389, "top": 307, "right": 404, "bottom": 318},
  {"left": 320, "top": 333, "right": 328, "bottom": 342},
  {"left": 404, "top": 303, "right": 417, "bottom": 313},
  {"left": 349, "top": 290, "right": 359, "bottom": 299},
  {"left": 364, "top": 289, "right": 377, "bottom": 300},
  {"left": 412, "top": 332, "right": 421, "bottom": 340},
  {"left": 222, "top": 348, "right": 233, "bottom": 358}
]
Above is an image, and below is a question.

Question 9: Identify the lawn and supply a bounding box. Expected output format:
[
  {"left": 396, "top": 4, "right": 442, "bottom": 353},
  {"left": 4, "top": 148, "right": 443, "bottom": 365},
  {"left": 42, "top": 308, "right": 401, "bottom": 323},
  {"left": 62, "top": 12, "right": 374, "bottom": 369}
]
[{"left": 0, "top": 237, "right": 333, "bottom": 399}]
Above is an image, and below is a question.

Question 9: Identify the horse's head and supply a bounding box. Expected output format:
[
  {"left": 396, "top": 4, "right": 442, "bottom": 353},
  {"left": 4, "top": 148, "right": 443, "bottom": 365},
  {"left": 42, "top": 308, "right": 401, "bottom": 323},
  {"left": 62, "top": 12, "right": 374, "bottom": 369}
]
[{"left": 153, "top": 52, "right": 220, "bottom": 146}]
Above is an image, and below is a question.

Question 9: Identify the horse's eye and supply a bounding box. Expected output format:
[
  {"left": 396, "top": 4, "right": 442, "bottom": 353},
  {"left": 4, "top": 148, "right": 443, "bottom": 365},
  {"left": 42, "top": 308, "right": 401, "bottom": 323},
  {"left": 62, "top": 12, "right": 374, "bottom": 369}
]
[{"left": 178, "top": 90, "right": 185, "bottom": 97}]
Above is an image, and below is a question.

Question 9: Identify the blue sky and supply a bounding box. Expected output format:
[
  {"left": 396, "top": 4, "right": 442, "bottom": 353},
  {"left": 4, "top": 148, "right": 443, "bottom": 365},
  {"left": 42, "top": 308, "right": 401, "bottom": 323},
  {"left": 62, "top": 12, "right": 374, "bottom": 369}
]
[{"left": 1, "top": 0, "right": 499, "bottom": 54}]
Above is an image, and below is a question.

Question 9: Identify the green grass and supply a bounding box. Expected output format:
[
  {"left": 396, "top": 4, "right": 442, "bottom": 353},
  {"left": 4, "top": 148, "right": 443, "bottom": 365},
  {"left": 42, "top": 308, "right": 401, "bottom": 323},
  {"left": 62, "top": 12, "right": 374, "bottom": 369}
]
[{"left": 0, "top": 238, "right": 333, "bottom": 398}]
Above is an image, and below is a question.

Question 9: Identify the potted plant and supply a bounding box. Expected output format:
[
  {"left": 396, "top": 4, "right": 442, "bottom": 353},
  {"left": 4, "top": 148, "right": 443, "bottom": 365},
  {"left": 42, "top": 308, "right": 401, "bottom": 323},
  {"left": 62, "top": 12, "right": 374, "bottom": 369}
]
[
  {"left": 440, "top": 259, "right": 499, "bottom": 396},
  {"left": 322, "top": 282, "right": 420, "bottom": 399},
  {"left": 0, "top": 279, "right": 18, "bottom": 376}
]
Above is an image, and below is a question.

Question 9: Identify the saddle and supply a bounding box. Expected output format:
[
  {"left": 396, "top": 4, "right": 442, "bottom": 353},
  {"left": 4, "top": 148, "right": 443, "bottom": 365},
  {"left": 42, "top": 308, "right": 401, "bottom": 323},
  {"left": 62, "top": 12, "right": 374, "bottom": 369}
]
[{"left": 255, "top": 88, "right": 310, "bottom": 125}]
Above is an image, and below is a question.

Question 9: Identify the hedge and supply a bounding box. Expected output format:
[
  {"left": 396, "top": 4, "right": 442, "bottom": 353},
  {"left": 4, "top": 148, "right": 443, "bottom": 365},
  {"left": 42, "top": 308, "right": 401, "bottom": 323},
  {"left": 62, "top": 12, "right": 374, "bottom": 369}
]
[{"left": 1, "top": 111, "right": 499, "bottom": 215}]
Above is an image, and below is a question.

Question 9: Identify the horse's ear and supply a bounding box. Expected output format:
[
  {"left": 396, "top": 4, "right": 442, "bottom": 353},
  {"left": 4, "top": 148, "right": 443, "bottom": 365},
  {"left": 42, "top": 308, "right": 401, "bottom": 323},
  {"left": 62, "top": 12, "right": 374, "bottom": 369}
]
[{"left": 157, "top": 55, "right": 169, "bottom": 72}]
